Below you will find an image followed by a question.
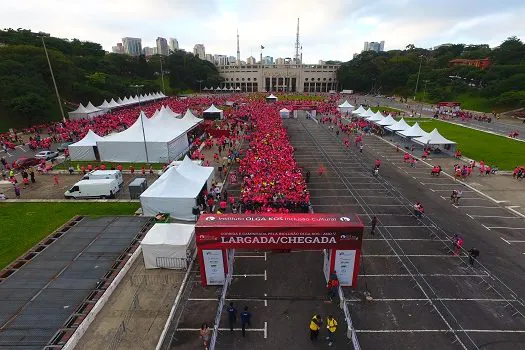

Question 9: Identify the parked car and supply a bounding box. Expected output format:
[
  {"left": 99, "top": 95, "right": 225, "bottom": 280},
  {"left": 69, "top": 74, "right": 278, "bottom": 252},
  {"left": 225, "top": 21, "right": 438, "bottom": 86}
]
[
  {"left": 57, "top": 142, "right": 74, "bottom": 152},
  {"left": 35, "top": 150, "right": 59, "bottom": 160},
  {"left": 12, "top": 157, "right": 40, "bottom": 169},
  {"left": 64, "top": 179, "right": 120, "bottom": 199}
]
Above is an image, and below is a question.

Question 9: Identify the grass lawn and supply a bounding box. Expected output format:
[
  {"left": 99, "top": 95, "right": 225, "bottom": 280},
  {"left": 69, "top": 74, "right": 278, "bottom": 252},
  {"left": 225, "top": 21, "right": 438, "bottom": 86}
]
[
  {"left": 54, "top": 160, "right": 166, "bottom": 170},
  {"left": 398, "top": 118, "right": 524, "bottom": 170},
  {"left": 0, "top": 202, "right": 139, "bottom": 269}
]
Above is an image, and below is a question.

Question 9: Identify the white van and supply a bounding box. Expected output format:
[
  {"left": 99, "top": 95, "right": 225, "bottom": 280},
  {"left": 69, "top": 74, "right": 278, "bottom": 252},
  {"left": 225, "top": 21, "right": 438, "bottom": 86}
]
[
  {"left": 83, "top": 170, "right": 123, "bottom": 186},
  {"left": 64, "top": 179, "right": 119, "bottom": 199}
]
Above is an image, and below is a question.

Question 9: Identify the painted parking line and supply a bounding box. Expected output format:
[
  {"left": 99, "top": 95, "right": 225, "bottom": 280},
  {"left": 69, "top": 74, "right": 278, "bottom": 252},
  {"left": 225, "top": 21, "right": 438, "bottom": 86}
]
[
  {"left": 235, "top": 255, "right": 266, "bottom": 258},
  {"left": 360, "top": 273, "right": 488, "bottom": 277},
  {"left": 440, "top": 196, "right": 489, "bottom": 200},
  {"left": 313, "top": 204, "right": 405, "bottom": 207},
  {"left": 233, "top": 273, "right": 266, "bottom": 278},
  {"left": 355, "top": 329, "right": 525, "bottom": 333},
  {"left": 346, "top": 298, "right": 515, "bottom": 302},
  {"left": 468, "top": 215, "right": 521, "bottom": 219},
  {"left": 488, "top": 226, "right": 525, "bottom": 230},
  {"left": 431, "top": 189, "right": 473, "bottom": 192},
  {"left": 362, "top": 254, "right": 466, "bottom": 257},
  {"left": 499, "top": 237, "right": 525, "bottom": 245}
]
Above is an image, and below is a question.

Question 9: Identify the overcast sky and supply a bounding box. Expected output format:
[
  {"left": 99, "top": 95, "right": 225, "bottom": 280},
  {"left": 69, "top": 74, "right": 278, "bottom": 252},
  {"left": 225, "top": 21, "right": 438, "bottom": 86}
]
[{"left": 2, "top": 0, "right": 525, "bottom": 63}]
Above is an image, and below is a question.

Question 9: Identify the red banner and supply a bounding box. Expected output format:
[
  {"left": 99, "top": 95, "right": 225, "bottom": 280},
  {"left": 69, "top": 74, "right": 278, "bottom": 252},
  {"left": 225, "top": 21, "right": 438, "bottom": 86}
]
[{"left": 195, "top": 213, "right": 364, "bottom": 250}]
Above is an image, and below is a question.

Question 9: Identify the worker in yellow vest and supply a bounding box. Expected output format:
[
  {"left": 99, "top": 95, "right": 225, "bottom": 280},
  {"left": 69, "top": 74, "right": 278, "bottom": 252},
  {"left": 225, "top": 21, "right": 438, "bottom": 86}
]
[
  {"left": 325, "top": 314, "right": 338, "bottom": 346},
  {"left": 309, "top": 314, "right": 322, "bottom": 341}
]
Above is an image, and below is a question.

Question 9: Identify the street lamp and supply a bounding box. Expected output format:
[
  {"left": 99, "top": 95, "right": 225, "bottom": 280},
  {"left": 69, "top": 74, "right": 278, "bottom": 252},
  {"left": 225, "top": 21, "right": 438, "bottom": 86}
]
[
  {"left": 130, "top": 84, "right": 149, "bottom": 163},
  {"left": 40, "top": 36, "right": 66, "bottom": 122},
  {"left": 196, "top": 80, "right": 204, "bottom": 94},
  {"left": 413, "top": 55, "right": 424, "bottom": 100}
]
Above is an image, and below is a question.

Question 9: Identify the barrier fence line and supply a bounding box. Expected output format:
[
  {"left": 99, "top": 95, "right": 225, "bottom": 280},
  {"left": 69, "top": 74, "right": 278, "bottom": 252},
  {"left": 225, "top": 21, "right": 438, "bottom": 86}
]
[
  {"left": 209, "top": 249, "right": 235, "bottom": 350},
  {"left": 155, "top": 250, "right": 197, "bottom": 350},
  {"left": 338, "top": 286, "right": 361, "bottom": 350}
]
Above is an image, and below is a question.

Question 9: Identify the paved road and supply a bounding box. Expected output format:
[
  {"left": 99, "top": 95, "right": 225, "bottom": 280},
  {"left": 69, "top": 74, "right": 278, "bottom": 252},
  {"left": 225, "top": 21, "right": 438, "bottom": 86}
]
[{"left": 286, "top": 115, "right": 525, "bottom": 349}]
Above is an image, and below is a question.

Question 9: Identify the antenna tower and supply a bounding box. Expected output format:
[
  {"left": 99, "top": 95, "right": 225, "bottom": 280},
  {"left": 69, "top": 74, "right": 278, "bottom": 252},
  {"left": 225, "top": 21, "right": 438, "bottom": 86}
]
[
  {"left": 236, "top": 29, "right": 240, "bottom": 65},
  {"left": 294, "top": 18, "right": 300, "bottom": 63}
]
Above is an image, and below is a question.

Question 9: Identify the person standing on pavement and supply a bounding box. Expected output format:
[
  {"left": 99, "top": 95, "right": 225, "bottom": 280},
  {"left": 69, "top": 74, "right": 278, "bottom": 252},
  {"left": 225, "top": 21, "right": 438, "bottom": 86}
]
[
  {"left": 227, "top": 302, "right": 237, "bottom": 331},
  {"left": 468, "top": 248, "right": 480, "bottom": 265},
  {"left": 30, "top": 169, "right": 35, "bottom": 183},
  {"left": 370, "top": 216, "right": 378, "bottom": 235},
  {"left": 327, "top": 273, "right": 340, "bottom": 301},
  {"left": 325, "top": 314, "right": 338, "bottom": 347},
  {"left": 199, "top": 323, "right": 211, "bottom": 350},
  {"left": 240, "top": 306, "right": 252, "bottom": 337},
  {"left": 14, "top": 184, "right": 20, "bottom": 199},
  {"left": 309, "top": 314, "right": 322, "bottom": 341}
]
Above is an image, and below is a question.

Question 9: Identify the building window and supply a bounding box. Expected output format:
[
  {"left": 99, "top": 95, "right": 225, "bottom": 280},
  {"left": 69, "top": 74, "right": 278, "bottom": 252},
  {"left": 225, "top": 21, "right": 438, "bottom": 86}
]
[
  {"left": 305, "top": 78, "right": 308, "bottom": 81},
  {"left": 317, "top": 78, "right": 321, "bottom": 81},
  {"left": 329, "top": 78, "right": 332, "bottom": 81},
  {"left": 254, "top": 78, "right": 257, "bottom": 81},
  {"left": 236, "top": 78, "right": 239, "bottom": 81},
  {"left": 323, "top": 78, "right": 326, "bottom": 81},
  {"left": 242, "top": 78, "right": 245, "bottom": 81},
  {"left": 248, "top": 78, "right": 251, "bottom": 81}
]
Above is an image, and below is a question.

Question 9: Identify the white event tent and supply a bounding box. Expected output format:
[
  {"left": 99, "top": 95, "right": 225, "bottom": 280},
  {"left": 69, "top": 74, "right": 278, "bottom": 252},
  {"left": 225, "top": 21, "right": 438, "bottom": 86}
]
[
  {"left": 280, "top": 108, "right": 291, "bottom": 119},
  {"left": 360, "top": 108, "right": 375, "bottom": 119},
  {"left": 141, "top": 223, "right": 195, "bottom": 269},
  {"left": 412, "top": 128, "right": 456, "bottom": 147},
  {"left": 385, "top": 118, "right": 410, "bottom": 132},
  {"left": 97, "top": 100, "right": 112, "bottom": 111},
  {"left": 140, "top": 157, "right": 214, "bottom": 221},
  {"left": 352, "top": 105, "right": 367, "bottom": 115},
  {"left": 69, "top": 130, "right": 104, "bottom": 161},
  {"left": 97, "top": 112, "right": 190, "bottom": 163},
  {"left": 203, "top": 104, "right": 224, "bottom": 120},
  {"left": 266, "top": 94, "right": 278, "bottom": 102},
  {"left": 367, "top": 111, "right": 384, "bottom": 122},
  {"left": 375, "top": 115, "right": 396, "bottom": 126},
  {"left": 338, "top": 100, "right": 354, "bottom": 113},
  {"left": 68, "top": 104, "right": 92, "bottom": 120},
  {"left": 397, "top": 122, "right": 429, "bottom": 138}
]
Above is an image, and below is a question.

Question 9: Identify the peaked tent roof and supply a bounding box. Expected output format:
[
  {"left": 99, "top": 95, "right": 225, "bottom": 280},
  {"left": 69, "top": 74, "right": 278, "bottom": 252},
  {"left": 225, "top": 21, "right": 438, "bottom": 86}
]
[
  {"left": 236, "top": 87, "right": 241, "bottom": 91},
  {"left": 266, "top": 94, "right": 278, "bottom": 99},
  {"left": 376, "top": 115, "right": 396, "bottom": 126},
  {"left": 385, "top": 118, "right": 410, "bottom": 132},
  {"left": 352, "top": 105, "right": 367, "bottom": 115},
  {"left": 361, "top": 108, "right": 375, "bottom": 118},
  {"left": 70, "top": 129, "right": 104, "bottom": 146},
  {"left": 85, "top": 102, "right": 102, "bottom": 113},
  {"left": 109, "top": 99, "right": 120, "bottom": 108},
  {"left": 374, "top": 111, "right": 384, "bottom": 118},
  {"left": 181, "top": 109, "right": 203, "bottom": 125},
  {"left": 280, "top": 108, "right": 291, "bottom": 112},
  {"left": 367, "top": 113, "right": 384, "bottom": 122},
  {"left": 70, "top": 103, "right": 90, "bottom": 114},
  {"left": 176, "top": 156, "right": 214, "bottom": 186},
  {"left": 204, "top": 104, "right": 223, "bottom": 113},
  {"left": 140, "top": 165, "right": 203, "bottom": 199},
  {"left": 338, "top": 100, "right": 354, "bottom": 108},
  {"left": 98, "top": 100, "right": 112, "bottom": 109},
  {"left": 413, "top": 128, "right": 456, "bottom": 145},
  {"left": 397, "top": 122, "right": 429, "bottom": 138},
  {"left": 116, "top": 97, "right": 124, "bottom": 104}
]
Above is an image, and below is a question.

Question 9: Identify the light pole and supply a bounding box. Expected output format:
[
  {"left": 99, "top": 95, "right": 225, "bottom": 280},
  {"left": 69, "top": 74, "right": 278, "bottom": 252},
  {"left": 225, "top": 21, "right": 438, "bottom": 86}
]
[
  {"left": 130, "top": 84, "right": 149, "bottom": 163},
  {"left": 159, "top": 56, "right": 166, "bottom": 94},
  {"left": 196, "top": 80, "right": 204, "bottom": 94},
  {"left": 285, "top": 57, "right": 292, "bottom": 92},
  {"left": 40, "top": 36, "right": 66, "bottom": 122},
  {"left": 413, "top": 55, "right": 423, "bottom": 100}
]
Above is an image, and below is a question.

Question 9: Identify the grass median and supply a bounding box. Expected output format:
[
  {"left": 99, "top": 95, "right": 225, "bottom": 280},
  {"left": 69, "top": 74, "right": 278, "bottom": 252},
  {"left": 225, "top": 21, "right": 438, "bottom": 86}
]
[
  {"left": 398, "top": 118, "right": 524, "bottom": 170},
  {"left": 0, "top": 202, "right": 140, "bottom": 269},
  {"left": 54, "top": 160, "right": 165, "bottom": 170}
]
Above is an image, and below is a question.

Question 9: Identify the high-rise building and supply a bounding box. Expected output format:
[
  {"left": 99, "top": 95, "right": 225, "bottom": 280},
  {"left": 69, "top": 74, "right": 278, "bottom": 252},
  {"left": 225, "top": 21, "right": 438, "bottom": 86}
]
[
  {"left": 275, "top": 57, "right": 285, "bottom": 65},
  {"left": 228, "top": 56, "right": 236, "bottom": 65},
  {"left": 247, "top": 56, "right": 256, "bottom": 65},
  {"left": 318, "top": 60, "right": 326, "bottom": 65},
  {"left": 122, "top": 37, "right": 142, "bottom": 56},
  {"left": 214, "top": 54, "right": 229, "bottom": 66},
  {"left": 168, "top": 38, "right": 179, "bottom": 52},
  {"left": 193, "top": 44, "right": 205, "bottom": 59},
  {"left": 112, "top": 43, "right": 124, "bottom": 54},
  {"left": 143, "top": 47, "right": 155, "bottom": 56},
  {"left": 205, "top": 54, "right": 214, "bottom": 63},
  {"left": 156, "top": 37, "right": 169, "bottom": 56},
  {"left": 263, "top": 56, "right": 273, "bottom": 64},
  {"left": 363, "top": 41, "right": 385, "bottom": 53}
]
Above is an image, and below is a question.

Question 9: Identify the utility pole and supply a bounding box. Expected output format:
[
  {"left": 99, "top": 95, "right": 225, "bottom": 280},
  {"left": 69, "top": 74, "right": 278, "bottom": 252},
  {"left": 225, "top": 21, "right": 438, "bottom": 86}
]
[
  {"left": 196, "top": 80, "right": 204, "bottom": 94},
  {"left": 413, "top": 55, "right": 423, "bottom": 101},
  {"left": 130, "top": 84, "right": 149, "bottom": 163},
  {"left": 159, "top": 56, "right": 166, "bottom": 94},
  {"left": 41, "top": 36, "right": 66, "bottom": 122}
]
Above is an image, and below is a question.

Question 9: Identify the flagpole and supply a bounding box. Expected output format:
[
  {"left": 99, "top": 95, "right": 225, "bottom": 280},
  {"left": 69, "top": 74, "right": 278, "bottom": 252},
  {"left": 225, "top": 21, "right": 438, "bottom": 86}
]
[{"left": 260, "top": 45, "right": 264, "bottom": 92}]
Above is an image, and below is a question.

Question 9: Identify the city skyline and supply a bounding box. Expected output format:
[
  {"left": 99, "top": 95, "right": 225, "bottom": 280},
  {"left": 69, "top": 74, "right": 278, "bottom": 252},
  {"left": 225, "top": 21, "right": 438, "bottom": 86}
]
[{"left": 1, "top": 0, "right": 525, "bottom": 62}]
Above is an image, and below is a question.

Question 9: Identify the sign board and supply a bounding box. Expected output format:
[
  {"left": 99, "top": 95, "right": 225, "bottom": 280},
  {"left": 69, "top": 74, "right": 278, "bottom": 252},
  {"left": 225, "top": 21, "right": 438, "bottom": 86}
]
[
  {"left": 334, "top": 250, "right": 356, "bottom": 286},
  {"left": 196, "top": 213, "right": 364, "bottom": 250},
  {"left": 202, "top": 249, "right": 225, "bottom": 285}
]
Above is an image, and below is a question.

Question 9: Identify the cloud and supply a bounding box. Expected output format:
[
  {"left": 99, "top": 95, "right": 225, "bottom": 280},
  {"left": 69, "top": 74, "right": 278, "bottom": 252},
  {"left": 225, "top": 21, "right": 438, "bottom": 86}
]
[{"left": 0, "top": 0, "right": 524, "bottom": 62}]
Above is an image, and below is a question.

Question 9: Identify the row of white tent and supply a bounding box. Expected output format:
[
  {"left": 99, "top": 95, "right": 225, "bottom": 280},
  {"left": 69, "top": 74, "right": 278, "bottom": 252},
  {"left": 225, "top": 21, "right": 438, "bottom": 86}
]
[
  {"left": 351, "top": 105, "right": 456, "bottom": 147},
  {"left": 68, "top": 92, "right": 167, "bottom": 120},
  {"left": 69, "top": 107, "right": 203, "bottom": 162},
  {"left": 140, "top": 155, "right": 215, "bottom": 221},
  {"left": 203, "top": 86, "right": 242, "bottom": 91}
]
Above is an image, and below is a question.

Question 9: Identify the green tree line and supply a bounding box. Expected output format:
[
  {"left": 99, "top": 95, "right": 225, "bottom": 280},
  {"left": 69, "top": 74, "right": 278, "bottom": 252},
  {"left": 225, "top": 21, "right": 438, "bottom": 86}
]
[
  {"left": 0, "top": 28, "right": 222, "bottom": 130},
  {"left": 337, "top": 37, "right": 525, "bottom": 112}
]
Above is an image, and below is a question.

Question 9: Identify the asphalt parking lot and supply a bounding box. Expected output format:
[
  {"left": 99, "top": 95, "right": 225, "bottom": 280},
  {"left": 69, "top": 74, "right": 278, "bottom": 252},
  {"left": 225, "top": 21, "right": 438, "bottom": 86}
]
[{"left": 286, "top": 116, "right": 525, "bottom": 349}]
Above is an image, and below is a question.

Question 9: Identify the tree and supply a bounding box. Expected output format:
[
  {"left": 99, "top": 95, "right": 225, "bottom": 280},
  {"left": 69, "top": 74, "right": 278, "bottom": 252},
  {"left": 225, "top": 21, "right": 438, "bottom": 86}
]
[{"left": 9, "top": 92, "right": 51, "bottom": 126}]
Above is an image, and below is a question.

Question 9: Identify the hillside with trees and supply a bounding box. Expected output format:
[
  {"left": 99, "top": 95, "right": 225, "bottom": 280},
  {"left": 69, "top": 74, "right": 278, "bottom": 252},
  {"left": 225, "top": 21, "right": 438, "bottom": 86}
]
[
  {"left": 337, "top": 37, "right": 525, "bottom": 112},
  {"left": 0, "top": 29, "right": 222, "bottom": 131}
]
